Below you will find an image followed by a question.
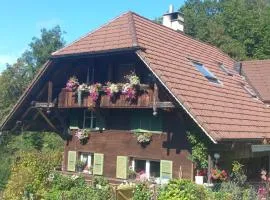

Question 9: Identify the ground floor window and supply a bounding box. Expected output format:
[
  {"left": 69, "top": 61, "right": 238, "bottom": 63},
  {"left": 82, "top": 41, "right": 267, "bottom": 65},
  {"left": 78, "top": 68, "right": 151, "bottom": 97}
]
[
  {"left": 132, "top": 159, "right": 160, "bottom": 180},
  {"left": 79, "top": 152, "right": 93, "bottom": 174}
]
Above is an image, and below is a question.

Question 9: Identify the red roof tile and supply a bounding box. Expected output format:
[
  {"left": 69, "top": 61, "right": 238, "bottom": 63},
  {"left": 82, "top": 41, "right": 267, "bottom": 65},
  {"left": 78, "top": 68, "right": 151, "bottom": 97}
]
[{"left": 242, "top": 59, "right": 270, "bottom": 103}]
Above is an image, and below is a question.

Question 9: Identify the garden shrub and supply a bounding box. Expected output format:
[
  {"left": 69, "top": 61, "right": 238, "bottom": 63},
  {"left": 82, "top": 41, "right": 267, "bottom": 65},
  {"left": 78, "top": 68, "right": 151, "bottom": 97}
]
[
  {"left": 158, "top": 179, "right": 208, "bottom": 200},
  {"left": 133, "top": 182, "right": 152, "bottom": 200},
  {"left": 44, "top": 173, "right": 114, "bottom": 200},
  {"left": 3, "top": 150, "right": 62, "bottom": 200}
]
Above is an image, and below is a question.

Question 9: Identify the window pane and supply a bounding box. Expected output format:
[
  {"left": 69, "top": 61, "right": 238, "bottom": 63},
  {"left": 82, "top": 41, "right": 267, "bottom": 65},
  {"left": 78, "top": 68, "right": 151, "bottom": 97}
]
[
  {"left": 135, "top": 160, "right": 146, "bottom": 173},
  {"left": 193, "top": 62, "right": 219, "bottom": 83},
  {"left": 150, "top": 161, "right": 160, "bottom": 178}
]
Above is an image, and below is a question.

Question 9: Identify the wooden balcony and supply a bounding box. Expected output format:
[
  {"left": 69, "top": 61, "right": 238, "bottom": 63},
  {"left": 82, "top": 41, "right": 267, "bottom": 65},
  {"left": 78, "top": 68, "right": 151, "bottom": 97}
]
[{"left": 58, "top": 86, "right": 155, "bottom": 108}]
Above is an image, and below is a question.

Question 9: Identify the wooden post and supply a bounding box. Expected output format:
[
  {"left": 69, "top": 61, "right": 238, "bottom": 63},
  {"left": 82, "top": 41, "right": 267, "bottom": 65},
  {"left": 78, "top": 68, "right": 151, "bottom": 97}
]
[
  {"left": 48, "top": 81, "right": 53, "bottom": 103},
  {"left": 108, "top": 63, "right": 113, "bottom": 81},
  {"left": 207, "top": 155, "right": 212, "bottom": 184},
  {"left": 153, "top": 83, "right": 158, "bottom": 115}
]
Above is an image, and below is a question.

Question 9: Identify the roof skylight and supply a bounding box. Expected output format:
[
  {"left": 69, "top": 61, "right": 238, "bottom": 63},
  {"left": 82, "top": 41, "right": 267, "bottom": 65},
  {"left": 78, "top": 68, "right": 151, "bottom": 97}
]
[
  {"left": 219, "top": 63, "right": 233, "bottom": 76},
  {"left": 192, "top": 62, "right": 220, "bottom": 84},
  {"left": 243, "top": 85, "right": 257, "bottom": 98}
]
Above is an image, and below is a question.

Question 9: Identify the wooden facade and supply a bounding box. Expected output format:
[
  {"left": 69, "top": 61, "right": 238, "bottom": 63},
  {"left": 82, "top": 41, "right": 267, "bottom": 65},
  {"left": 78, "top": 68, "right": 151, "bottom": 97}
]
[{"left": 63, "top": 131, "right": 193, "bottom": 180}]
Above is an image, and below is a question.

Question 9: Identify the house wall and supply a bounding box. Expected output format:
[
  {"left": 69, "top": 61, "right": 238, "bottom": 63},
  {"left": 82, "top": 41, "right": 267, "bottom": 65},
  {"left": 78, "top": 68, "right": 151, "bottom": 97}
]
[
  {"left": 64, "top": 131, "right": 192, "bottom": 179},
  {"left": 63, "top": 110, "right": 193, "bottom": 180}
]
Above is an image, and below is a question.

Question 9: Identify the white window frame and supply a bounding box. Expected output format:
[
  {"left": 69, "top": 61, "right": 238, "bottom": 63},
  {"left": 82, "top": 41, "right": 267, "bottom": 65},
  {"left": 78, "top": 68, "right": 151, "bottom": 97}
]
[
  {"left": 80, "top": 152, "right": 93, "bottom": 174},
  {"left": 132, "top": 158, "right": 160, "bottom": 179}
]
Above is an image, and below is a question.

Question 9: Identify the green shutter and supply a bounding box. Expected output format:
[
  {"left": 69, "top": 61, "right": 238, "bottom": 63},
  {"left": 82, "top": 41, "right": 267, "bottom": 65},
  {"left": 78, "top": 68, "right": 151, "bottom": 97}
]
[
  {"left": 116, "top": 156, "right": 128, "bottom": 179},
  {"left": 67, "top": 151, "right": 77, "bottom": 172},
  {"left": 160, "top": 160, "right": 173, "bottom": 179},
  {"left": 93, "top": 153, "right": 104, "bottom": 175}
]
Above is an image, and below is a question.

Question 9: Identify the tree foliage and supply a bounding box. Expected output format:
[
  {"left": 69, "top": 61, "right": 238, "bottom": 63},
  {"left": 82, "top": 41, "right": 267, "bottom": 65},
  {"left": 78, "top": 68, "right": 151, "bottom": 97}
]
[
  {"left": 0, "top": 25, "right": 65, "bottom": 119},
  {"left": 0, "top": 26, "right": 65, "bottom": 193},
  {"left": 180, "top": 0, "right": 270, "bottom": 60}
]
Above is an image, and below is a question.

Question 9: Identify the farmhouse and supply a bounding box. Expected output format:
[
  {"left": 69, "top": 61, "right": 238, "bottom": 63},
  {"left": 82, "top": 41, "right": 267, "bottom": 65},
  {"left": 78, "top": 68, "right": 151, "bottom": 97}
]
[{"left": 2, "top": 8, "right": 270, "bottom": 183}]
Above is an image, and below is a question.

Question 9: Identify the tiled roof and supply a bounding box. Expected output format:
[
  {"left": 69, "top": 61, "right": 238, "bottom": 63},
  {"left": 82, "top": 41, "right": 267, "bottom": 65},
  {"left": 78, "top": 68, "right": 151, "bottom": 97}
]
[
  {"left": 52, "top": 12, "right": 138, "bottom": 56},
  {"left": 52, "top": 11, "right": 270, "bottom": 142},
  {"left": 4, "top": 12, "right": 270, "bottom": 142},
  {"left": 242, "top": 60, "right": 270, "bottom": 103}
]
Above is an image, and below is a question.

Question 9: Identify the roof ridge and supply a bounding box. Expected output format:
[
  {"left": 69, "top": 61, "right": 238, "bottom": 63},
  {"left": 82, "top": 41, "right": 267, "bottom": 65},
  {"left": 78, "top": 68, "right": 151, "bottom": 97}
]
[
  {"left": 128, "top": 12, "right": 138, "bottom": 47},
  {"left": 242, "top": 59, "right": 270, "bottom": 63},
  {"left": 52, "top": 11, "right": 131, "bottom": 56}
]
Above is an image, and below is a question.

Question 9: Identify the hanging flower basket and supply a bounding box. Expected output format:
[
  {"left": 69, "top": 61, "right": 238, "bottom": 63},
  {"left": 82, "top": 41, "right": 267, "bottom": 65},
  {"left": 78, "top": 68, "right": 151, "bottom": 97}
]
[
  {"left": 132, "top": 129, "right": 153, "bottom": 148},
  {"left": 75, "top": 129, "right": 89, "bottom": 145}
]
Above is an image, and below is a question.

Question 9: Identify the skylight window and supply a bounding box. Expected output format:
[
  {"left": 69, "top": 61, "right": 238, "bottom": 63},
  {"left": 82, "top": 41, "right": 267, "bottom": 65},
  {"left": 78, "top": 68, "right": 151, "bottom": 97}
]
[
  {"left": 243, "top": 85, "right": 257, "bottom": 98},
  {"left": 219, "top": 63, "right": 233, "bottom": 76},
  {"left": 192, "top": 62, "right": 220, "bottom": 84}
]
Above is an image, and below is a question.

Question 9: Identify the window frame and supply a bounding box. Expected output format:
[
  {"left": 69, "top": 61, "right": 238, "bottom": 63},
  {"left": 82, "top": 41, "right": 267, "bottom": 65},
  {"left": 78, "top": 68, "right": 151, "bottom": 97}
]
[
  {"left": 79, "top": 152, "right": 94, "bottom": 174},
  {"left": 192, "top": 61, "right": 220, "bottom": 84},
  {"left": 131, "top": 158, "right": 161, "bottom": 179},
  {"left": 219, "top": 63, "right": 233, "bottom": 76}
]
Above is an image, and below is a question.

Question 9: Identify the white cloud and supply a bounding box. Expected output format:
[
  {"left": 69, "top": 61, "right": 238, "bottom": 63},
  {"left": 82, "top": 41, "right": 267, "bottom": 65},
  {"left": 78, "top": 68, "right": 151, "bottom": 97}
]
[{"left": 36, "top": 18, "right": 63, "bottom": 30}]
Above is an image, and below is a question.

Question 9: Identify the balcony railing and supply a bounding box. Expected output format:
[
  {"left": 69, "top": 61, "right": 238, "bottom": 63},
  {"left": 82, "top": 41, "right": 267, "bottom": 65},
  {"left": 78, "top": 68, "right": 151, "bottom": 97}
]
[{"left": 58, "top": 85, "right": 154, "bottom": 108}]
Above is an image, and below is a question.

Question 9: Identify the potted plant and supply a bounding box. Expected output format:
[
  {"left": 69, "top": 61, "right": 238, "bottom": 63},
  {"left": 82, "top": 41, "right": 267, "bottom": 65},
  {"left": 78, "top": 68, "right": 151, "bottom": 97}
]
[
  {"left": 127, "top": 166, "right": 137, "bottom": 179},
  {"left": 76, "top": 160, "right": 86, "bottom": 172},
  {"left": 66, "top": 76, "right": 79, "bottom": 91},
  {"left": 132, "top": 129, "right": 153, "bottom": 147},
  {"left": 75, "top": 129, "right": 89, "bottom": 145}
]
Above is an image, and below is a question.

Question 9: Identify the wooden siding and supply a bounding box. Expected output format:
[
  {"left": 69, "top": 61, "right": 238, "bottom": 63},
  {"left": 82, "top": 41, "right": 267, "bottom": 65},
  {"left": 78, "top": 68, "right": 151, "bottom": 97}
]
[{"left": 63, "top": 130, "right": 193, "bottom": 180}]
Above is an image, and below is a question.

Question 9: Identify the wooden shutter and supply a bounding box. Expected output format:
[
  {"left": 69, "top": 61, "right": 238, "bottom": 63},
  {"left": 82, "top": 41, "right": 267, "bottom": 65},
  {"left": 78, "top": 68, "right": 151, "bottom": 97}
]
[
  {"left": 93, "top": 153, "right": 104, "bottom": 175},
  {"left": 116, "top": 156, "right": 128, "bottom": 179},
  {"left": 160, "top": 160, "right": 173, "bottom": 179},
  {"left": 67, "top": 151, "right": 77, "bottom": 172}
]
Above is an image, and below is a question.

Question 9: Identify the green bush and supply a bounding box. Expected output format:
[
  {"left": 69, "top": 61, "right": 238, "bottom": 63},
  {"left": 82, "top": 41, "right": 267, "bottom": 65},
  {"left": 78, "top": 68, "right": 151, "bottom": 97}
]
[
  {"left": 3, "top": 151, "right": 62, "bottom": 200},
  {"left": 133, "top": 182, "right": 152, "bottom": 200},
  {"left": 158, "top": 179, "right": 208, "bottom": 200},
  {"left": 44, "top": 173, "right": 114, "bottom": 200}
]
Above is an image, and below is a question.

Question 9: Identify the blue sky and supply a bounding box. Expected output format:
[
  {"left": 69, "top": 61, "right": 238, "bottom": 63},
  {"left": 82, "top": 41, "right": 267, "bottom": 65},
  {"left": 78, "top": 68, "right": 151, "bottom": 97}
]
[{"left": 0, "top": 0, "right": 185, "bottom": 71}]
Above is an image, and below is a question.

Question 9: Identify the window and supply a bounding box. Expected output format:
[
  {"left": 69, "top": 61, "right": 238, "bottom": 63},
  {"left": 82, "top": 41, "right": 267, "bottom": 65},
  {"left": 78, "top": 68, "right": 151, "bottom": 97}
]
[
  {"left": 219, "top": 63, "right": 233, "bottom": 76},
  {"left": 132, "top": 159, "right": 160, "bottom": 179},
  {"left": 79, "top": 152, "right": 94, "bottom": 174},
  {"left": 243, "top": 85, "right": 257, "bottom": 98},
  {"left": 193, "top": 62, "right": 220, "bottom": 84},
  {"left": 130, "top": 110, "right": 163, "bottom": 133},
  {"left": 69, "top": 110, "right": 105, "bottom": 130},
  {"left": 83, "top": 110, "right": 96, "bottom": 129}
]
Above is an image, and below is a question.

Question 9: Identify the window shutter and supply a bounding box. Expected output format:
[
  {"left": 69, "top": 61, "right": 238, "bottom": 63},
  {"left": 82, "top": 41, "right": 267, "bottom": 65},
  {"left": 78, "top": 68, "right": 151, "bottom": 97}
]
[
  {"left": 93, "top": 153, "right": 104, "bottom": 175},
  {"left": 116, "top": 156, "right": 128, "bottom": 179},
  {"left": 67, "top": 151, "right": 77, "bottom": 172},
  {"left": 160, "top": 160, "right": 173, "bottom": 179}
]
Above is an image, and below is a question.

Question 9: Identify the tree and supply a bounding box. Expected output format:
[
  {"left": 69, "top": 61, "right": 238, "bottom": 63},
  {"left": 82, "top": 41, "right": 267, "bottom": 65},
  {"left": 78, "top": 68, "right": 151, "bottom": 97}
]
[
  {"left": 0, "top": 25, "right": 65, "bottom": 119},
  {"left": 180, "top": 0, "right": 270, "bottom": 60},
  {"left": 0, "top": 25, "right": 65, "bottom": 193}
]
